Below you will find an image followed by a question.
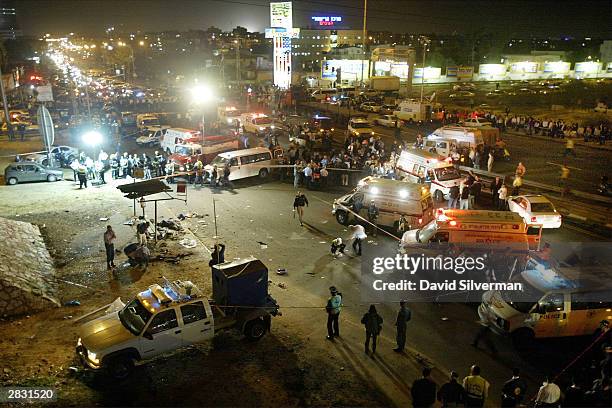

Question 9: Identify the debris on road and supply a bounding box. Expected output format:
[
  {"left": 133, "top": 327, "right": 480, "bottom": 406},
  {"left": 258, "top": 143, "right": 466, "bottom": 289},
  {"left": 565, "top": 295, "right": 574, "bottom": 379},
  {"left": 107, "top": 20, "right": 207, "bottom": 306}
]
[
  {"left": 276, "top": 268, "right": 287, "bottom": 275},
  {"left": 64, "top": 300, "right": 80, "bottom": 307},
  {"left": 179, "top": 238, "right": 197, "bottom": 248}
]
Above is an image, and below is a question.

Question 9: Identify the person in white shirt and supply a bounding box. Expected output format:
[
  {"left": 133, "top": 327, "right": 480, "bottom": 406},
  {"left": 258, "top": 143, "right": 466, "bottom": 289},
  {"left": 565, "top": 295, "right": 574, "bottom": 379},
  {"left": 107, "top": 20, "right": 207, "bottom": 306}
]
[
  {"left": 534, "top": 376, "right": 561, "bottom": 407},
  {"left": 349, "top": 224, "right": 367, "bottom": 256}
]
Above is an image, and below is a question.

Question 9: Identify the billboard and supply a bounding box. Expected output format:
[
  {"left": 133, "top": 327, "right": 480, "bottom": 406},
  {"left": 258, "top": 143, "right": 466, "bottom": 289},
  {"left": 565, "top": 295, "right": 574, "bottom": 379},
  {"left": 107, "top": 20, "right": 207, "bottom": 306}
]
[
  {"left": 373, "top": 61, "right": 410, "bottom": 80},
  {"left": 311, "top": 16, "right": 342, "bottom": 27},
  {"left": 509, "top": 61, "right": 538, "bottom": 73},
  {"left": 478, "top": 64, "right": 506, "bottom": 76},
  {"left": 413, "top": 67, "right": 441, "bottom": 79},
  {"left": 575, "top": 61, "right": 601, "bottom": 74},
  {"left": 457, "top": 66, "right": 474, "bottom": 79},
  {"left": 270, "top": 2, "right": 292, "bottom": 28},
  {"left": 543, "top": 61, "right": 570, "bottom": 74},
  {"left": 322, "top": 59, "right": 369, "bottom": 82},
  {"left": 270, "top": 2, "right": 293, "bottom": 89}
]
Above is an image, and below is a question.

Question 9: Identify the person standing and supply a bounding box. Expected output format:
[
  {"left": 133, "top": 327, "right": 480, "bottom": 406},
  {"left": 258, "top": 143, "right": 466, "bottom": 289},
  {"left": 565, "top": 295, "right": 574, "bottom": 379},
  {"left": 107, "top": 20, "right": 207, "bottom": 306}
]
[
  {"left": 534, "top": 375, "right": 561, "bottom": 408},
  {"left": 394, "top": 300, "right": 411, "bottom": 352},
  {"left": 487, "top": 151, "right": 494, "bottom": 173},
  {"left": 515, "top": 162, "right": 526, "bottom": 178},
  {"left": 136, "top": 219, "right": 149, "bottom": 246},
  {"left": 512, "top": 175, "right": 523, "bottom": 196},
  {"left": 491, "top": 177, "right": 502, "bottom": 208},
  {"left": 411, "top": 367, "right": 437, "bottom": 408},
  {"left": 448, "top": 183, "right": 459, "bottom": 209},
  {"left": 498, "top": 183, "right": 508, "bottom": 210},
  {"left": 437, "top": 371, "right": 466, "bottom": 408},
  {"left": 361, "top": 305, "right": 383, "bottom": 354},
  {"left": 77, "top": 164, "right": 88, "bottom": 189},
  {"left": 303, "top": 162, "right": 313, "bottom": 189},
  {"left": 563, "top": 137, "right": 576, "bottom": 158},
  {"left": 103, "top": 225, "right": 116, "bottom": 269},
  {"left": 293, "top": 191, "right": 309, "bottom": 226},
  {"left": 463, "top": 365, "right": 490, "bottom": 407},
  {"left": 367, "top": 200, "right": 379, "bottom": 236},
  {"left": 349, "top": 224, "right": 367, "bottom": 256},
  {"left": 560, "top": 164, "right": 570, "bottom": 197},
  {"left": 325, "top": 286, "right": 342, "bottom": 340},
  {"left": 223, "top": 162, "right": 232, "bottom": 188},
  {"left": 330, "top": 237, "right": 346, "bottom": 256},
  {"left": 501, "top": 368, "right": 527, "bottom": 407},
  {"left": 459, "top": 182, "right": 470, "bottom": 210}
]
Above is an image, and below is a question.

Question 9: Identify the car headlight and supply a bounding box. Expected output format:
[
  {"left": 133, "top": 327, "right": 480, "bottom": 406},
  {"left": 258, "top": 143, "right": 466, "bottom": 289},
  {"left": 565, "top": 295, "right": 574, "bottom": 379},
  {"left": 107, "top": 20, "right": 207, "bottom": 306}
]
[
  {"left": 179, "top": 166, "right": 185, "bottom": 171},
  {"left": 87, "top": 349, "right": 100, "bottom": 365},
  {"left": 371, "top": 131, "right": 375, "bottom": 135},
  {"left": 271, "top": 125, "right": 275, "bottom": 129},
  {"left": 259, "top": 126, "right": 264, "bottom": 130}
]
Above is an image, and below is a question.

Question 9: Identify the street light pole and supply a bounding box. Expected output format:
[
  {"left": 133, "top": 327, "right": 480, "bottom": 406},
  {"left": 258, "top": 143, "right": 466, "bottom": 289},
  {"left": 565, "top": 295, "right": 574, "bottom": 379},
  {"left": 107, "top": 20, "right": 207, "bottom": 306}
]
[
  {"left": 361, "top": 0, "right": 368, "bottom": 88},
  {"left": 420, "top": 36, "right": 429, "bottom": 103},
  {"left": 0, "top": 63, "right": 13, "bottom": 140}
]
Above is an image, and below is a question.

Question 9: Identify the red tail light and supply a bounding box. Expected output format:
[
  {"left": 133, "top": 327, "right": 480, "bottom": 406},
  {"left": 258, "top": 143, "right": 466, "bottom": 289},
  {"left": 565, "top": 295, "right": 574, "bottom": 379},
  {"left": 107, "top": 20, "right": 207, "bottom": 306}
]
[{"left": 531, "top": 216, "right": 537, "bottom": 222}]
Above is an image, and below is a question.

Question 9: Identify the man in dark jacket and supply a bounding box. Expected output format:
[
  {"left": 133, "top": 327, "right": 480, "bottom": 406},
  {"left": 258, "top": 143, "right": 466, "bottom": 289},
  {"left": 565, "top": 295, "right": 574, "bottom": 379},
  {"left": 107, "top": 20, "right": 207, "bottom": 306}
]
[
  {"left": 361, "top": 304, "right": 383, "bottom": 354},
  {"left": 501, "top": 368, "right": 527, "bottom": 407},
  {"left": 411, "top": 367, "right": 437, "bottom": 408},
  {"left": 437, "top": 371, "right": 466, "bottom": 407},
  {"left": 394, "top": 300, "right": 411, "bottom": 352},
  {"left": 448, "top": 183, "right": 460, "bottom": 209},
  {"left": 367, "top": 200, "right": 379, "bottom": 236}
]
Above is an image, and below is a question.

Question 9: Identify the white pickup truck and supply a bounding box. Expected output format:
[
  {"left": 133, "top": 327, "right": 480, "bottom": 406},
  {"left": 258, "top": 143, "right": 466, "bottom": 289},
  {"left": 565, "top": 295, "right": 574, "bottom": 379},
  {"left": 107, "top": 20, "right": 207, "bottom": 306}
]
[{"left": 77, "top": 266, "right": 279, "bottom": 379}]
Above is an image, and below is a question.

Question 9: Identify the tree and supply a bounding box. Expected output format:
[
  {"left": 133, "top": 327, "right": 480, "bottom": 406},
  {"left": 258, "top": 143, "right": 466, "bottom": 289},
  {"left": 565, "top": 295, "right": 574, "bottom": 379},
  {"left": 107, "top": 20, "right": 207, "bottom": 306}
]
[{"left": 232, "top": 26, "right": 248, "bottom": 37}]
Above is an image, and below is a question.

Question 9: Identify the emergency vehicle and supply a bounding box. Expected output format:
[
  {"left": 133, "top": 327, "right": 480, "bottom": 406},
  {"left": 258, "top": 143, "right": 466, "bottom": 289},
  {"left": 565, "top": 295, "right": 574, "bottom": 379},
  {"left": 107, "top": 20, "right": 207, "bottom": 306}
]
[
  {"left": 218, "top": 106, "right": 242, "bottom": 126},
  {"left": 160, "top": 128, "right": 201, "bottom": 154},
  {"left": 395, "top": 148, "right": 464, "bottom": 202},
  {"left": 393, "top": 100, "right": 433, "bottom": 123},
  {"left": 479, "top": 250, "right": 612, "bottom": 349},
  {"left": 168, "top": 135, "right": 240, "bottom": 166},
  {"left": 240, "top": 113, "right": 275, "bottom": 135},
  {"left": 401, "top": 209, "right": 542, "bottom": 251},
  {"left": 76, "top": 260, "right": 279, "bottom": 379},
  {"left": 332, "top": 176, "right": 434, "bottom": 230}
]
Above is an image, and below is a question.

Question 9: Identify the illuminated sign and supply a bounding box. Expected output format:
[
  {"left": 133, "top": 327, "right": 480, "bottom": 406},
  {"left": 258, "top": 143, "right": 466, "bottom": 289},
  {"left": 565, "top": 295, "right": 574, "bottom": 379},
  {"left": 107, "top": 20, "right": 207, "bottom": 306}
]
[
  {"left": 543, "top": 61, "right": 570, "bottom": 74},
  {"left": 270, "top": 2, "right": 294, "bottom": 89},
  {"left": 311, "top": 16, "right": 342, "bottom": 26},
  {"left": 479, "top": 64, "right": 506, "bottom": 76},
  {"left": 322, "top": 59, "right": 369, "bottom": 82},
  {"left": 574, "top": 61, "right": 601, "bottom": 74},
  {"left": 509, "top": 61, "right": 538, "bottom": 73},
  {"left": 413, "top": 67, "right": 441, "bottom": 79}
]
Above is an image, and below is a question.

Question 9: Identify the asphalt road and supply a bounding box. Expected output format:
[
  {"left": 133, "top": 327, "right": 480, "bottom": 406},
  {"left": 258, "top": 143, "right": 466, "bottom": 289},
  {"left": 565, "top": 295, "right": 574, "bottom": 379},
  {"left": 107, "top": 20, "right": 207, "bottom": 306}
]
[
  {"left": 153, "top": 178, "right": 601, "bottom": 406},
  {"left": 304, "top": 102, "right": 610, "bottom": 193}
]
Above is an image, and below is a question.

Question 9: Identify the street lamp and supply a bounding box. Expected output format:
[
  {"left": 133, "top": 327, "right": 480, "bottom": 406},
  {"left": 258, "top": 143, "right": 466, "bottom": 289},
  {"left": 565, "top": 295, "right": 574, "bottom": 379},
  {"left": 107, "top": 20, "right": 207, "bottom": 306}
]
[
  {"left": 82, "top": 130, "right": 103, "bottom": 147},
  {"left": 191, "top": 85, "right": 215, "bottom": 137}
]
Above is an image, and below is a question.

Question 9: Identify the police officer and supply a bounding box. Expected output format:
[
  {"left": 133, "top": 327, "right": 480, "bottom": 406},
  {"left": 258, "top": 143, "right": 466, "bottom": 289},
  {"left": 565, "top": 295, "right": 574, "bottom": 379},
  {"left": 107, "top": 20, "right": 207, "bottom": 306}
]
[
  {"left": 325, "top": 286, "right": 342, "bottom": 340},
  {"left": 501, "top": 368, "right": 527, "bottom": 407},
  {"left": 463, "top": 365, "right": 490, "bottom": 407},
  {"left": 394, "top": 300, "right": 411, "bottom": 352}
]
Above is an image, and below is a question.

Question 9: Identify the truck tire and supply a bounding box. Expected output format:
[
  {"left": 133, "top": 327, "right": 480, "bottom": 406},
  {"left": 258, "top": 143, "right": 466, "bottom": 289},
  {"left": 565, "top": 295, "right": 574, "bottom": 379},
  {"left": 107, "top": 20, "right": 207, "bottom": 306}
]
[
  {"left": 47, "top": 174, "right": 57, "bottom": 182},
  {"left": 7, "top": 177, "right": 17, "bottom": 185},
  {"left": 511, "top": 328, "right": 535, "bottom": 351},
  {"left": 244, "top": 319, "right": 266, "bottom": 341},
  {"left": 434, "top": 190, "right": 444, "bottom": 202},
  {"left": 106, "top": 356, "right": 134, "bottom": 380},
  {"left": 258, "top": 168, "right": 269, "bottom": 178},
  {"left": 335, "top": 210, "right": 349, "bottom": 226}
]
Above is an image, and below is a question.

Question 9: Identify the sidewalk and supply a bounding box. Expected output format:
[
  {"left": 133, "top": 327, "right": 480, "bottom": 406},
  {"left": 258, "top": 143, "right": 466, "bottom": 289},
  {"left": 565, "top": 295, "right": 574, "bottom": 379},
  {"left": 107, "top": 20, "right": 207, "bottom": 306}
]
[{"left": 504, "top": 129, "right": 612, "bottom": 152}]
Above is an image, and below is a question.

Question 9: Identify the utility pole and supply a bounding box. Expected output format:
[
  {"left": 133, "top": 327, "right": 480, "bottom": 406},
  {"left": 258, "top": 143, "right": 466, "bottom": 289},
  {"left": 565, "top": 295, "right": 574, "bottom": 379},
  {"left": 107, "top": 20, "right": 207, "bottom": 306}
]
[
  {"left": 361, "top": 0, "right": 368, "bottom": 88},
  {"left": 420, "top": 36, "right": 429, "bottom": 103},
  {"left": 235, "top": 38, "right": 241, "bottom": 84},
  {"left": 0, "top": 63, "right": 13, "bottom": 140}
]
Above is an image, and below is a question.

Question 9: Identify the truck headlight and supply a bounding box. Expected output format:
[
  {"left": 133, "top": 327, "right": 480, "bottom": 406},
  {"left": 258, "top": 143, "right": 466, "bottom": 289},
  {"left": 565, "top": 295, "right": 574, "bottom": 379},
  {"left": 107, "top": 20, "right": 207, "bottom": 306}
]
[{"left": 87, "top": 350, "right": 100, "bottom": 365}]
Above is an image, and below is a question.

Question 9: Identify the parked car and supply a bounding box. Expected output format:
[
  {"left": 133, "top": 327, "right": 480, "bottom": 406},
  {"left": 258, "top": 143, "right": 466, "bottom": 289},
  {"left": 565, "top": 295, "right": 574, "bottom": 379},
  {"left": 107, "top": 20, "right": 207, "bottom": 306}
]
[
  {"left": 449, "top": 91, "right": 475, "bottom": 99},
  {"left": 4, "top": 162, "right": 64, "bottom": 185},
  {"left": 507, "top": 194, "right": 562, "bottom": 229},
  {"left": 26, "top": 145, "right": 78, "bottom": 167},
  {"left": 374, "top": 114, "right": 400, "bottom": 127},
  {"left": 460, "top": 117, "right": 492, "bottom": 127},
  {"left": 360, "top": 101, "right": 382, "bottom": 113},
  {"left": 380, "top": 104, "right": 398, "bottom": 115}
]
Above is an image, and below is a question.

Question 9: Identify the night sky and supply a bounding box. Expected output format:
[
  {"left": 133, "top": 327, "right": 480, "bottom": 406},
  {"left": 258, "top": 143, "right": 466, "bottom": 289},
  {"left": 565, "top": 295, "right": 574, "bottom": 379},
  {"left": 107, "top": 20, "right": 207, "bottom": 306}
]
[{"left": 17, "top": 0, "right": 612, "bottom": 37}]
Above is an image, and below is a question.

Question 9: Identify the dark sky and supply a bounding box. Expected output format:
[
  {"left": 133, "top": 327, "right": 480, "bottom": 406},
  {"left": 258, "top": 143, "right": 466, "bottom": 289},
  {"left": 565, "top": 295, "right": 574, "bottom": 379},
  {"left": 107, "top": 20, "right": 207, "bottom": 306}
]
[{"left": 17, "top": 0, "right": 612, "bottom": 38}]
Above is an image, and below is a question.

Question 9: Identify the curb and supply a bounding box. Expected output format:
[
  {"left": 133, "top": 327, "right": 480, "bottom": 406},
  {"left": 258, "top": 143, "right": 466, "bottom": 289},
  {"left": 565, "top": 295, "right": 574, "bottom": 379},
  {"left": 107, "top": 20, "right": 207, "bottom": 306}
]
[{"left": 504, "top": 130, "right": 612, "bottom": 152}]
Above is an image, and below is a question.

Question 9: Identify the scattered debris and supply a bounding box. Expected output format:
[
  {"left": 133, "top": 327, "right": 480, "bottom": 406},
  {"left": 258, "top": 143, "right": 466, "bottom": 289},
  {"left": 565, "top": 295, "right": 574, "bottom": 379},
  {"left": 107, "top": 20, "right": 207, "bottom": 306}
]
[
  {"left": 64, "top": 300, "right": 80, "bottom": 307},
  {"left": 99, "top": 217, "right": 109, "bottom": 221},
  {"left": 440, "top": 317, "right": 449, "bottom": 321},
  {"left": 63, "top": 315, "right": 73, "bottom": 320},
  {"left": 155, "top": 252, "right": 193, "bottom": 264},
  {"left": 123, "top": 219, "right": 134, "bottom": 226},
  {"left": 179, "top": 238, "right": 197, "bottom": 248},
  {"left": 258, "top": 241, "right": 268, "bottom": 249},
  {"left": 158, "top": 218, "right": 183, "bottom": 231},
  {"left": 277, "top": 282, "right": 287, "bottom": 289},
  {"left": 276, "top": 268, "right": 287, "bottom": 275},
  {"left": 68, "top": 366, "right": 79, "bottom": 374}
]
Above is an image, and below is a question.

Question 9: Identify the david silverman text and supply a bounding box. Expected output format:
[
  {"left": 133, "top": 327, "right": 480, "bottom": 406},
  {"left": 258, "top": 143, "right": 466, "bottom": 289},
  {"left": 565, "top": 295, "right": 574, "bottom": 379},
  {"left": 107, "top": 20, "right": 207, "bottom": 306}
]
[{"left": 372, "top": 279, "right": 524, "bottom": 291}]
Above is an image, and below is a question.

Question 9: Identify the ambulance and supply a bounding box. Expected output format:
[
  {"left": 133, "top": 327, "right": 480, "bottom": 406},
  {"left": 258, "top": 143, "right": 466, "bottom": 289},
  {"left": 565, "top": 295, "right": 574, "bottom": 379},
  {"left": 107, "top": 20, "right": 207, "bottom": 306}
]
[
  {"left": 424, "top": 126, "right": 486, "bottom": 157},
  {"left": 240, "top": 113, "right": 275, "bottom": 135},
  {"left": 218, "top": 106, "right": 242, "bottom": 126},
  {"left": 331, "top": 176, "right": 434, "bottom": 230},
  {"left": 478, "top": 250, "right": 612, "bottom": 349},
  {"left": 401, "top": 209, "right": 542, "bottom": 251},
  {"left": 395, "top": 148, "right": 464, "bottom": 202},
  {"left": 160, "top": 128, "right": 201, "bottom": 154}
]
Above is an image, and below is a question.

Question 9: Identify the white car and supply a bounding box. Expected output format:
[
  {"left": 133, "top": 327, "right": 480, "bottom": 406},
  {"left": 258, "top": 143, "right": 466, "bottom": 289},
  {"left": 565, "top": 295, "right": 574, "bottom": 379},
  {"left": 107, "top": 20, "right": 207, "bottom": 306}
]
[
  {"left": 348, "top": 118, "right": 375, "bottom": 138},
  {"left": 360, "top": 102, "right": 382, "bottom": 113},
  {"left": 374, "top": 115, "right": 400, "bottom": 128},
  {"left": 136, "top": 127, "right": 168, "bottom": 146},
  {"left": 507, "top": 194, "right": 562, "bottom": 229},
  {"left": 26, "top": 145, "right": 78, "bottom": 166},
  {"left": 460, "top": 117, "right": 492, "bottom": 127}
]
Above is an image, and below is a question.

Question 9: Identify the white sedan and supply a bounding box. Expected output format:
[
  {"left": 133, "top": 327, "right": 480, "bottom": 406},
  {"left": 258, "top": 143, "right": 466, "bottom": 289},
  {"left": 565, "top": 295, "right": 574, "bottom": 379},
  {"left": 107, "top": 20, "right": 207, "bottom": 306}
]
[
  {"left": 374, "top": 115, "right": 400, "bottom": 128},
  {"left": 508, "top": 194, "right": 562, "bottom": 229}
]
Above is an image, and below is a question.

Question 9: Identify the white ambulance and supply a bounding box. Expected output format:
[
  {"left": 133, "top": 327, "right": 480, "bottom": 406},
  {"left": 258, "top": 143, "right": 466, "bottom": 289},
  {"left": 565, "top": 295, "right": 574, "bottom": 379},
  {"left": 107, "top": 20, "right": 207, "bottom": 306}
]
[{"left": 395, "top": 148, "right": 464, "bottom": 202}]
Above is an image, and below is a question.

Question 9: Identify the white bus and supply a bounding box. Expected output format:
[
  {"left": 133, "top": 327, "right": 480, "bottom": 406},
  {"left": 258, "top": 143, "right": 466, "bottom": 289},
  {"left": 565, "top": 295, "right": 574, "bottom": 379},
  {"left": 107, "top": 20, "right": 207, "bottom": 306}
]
[{"left": 205, "top": 147, "right": 283, "bottom": 181}]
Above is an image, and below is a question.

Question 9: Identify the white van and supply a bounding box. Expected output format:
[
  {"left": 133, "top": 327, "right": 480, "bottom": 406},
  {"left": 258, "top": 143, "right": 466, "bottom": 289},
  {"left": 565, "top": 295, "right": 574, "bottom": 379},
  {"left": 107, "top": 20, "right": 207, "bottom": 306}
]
[
  {"left": 393, "top": 100, "right": 432, "bottom": 123},
  {"left": 395, "top": 148, "right": 464, "bottom": 202},
  {"left": 348, "top": 117, "right": 375, "bottom": 138},
  {"left": 311, "top": 88, "right": 338, "bottom": 102},
  {"left": 240, "top": 113, "right": 275, "bottom": 135},
  {"left": 160, "top": 128, "right": 201, "bottom": 154},
  {"left": 205, "top": 147, "right": 283, "bottom": 181},
  {"left": 479, "top": 253, "right": 612, "bottom": 349},
  {"left": 332, "top": 176, "right": 434, "bottom": 230},
  {"left": 427, "top": 126, "right": 485, "bottom": 156}
]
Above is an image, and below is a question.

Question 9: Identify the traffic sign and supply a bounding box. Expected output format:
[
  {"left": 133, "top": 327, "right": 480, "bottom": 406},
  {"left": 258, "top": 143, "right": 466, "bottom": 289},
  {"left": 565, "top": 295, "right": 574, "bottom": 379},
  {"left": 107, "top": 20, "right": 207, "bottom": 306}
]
[{"left": 37, "top": 106, "right": 55, "bottom": 165}]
